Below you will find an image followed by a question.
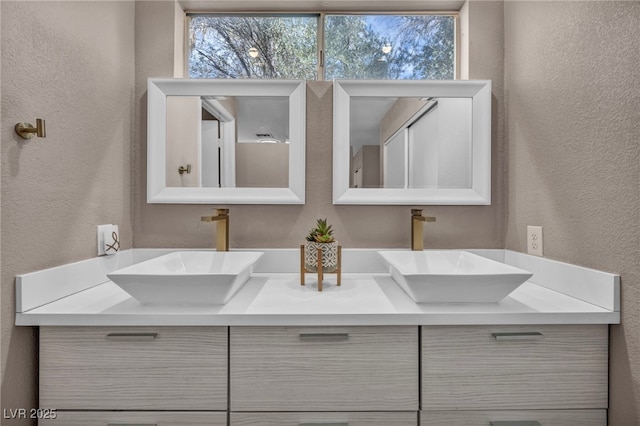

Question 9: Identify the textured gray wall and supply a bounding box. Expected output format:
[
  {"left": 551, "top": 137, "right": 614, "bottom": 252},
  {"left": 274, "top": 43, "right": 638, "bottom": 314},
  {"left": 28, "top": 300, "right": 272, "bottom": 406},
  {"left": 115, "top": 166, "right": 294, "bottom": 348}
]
[
  {"left": 503, "top": 2, "right": 640, "bottom": 424},
  {"left": 0, "top": 0, "right": 3, "bottom": 413},
  {"left": 1, "top": 1, "right": 135, "bottom": 422}
]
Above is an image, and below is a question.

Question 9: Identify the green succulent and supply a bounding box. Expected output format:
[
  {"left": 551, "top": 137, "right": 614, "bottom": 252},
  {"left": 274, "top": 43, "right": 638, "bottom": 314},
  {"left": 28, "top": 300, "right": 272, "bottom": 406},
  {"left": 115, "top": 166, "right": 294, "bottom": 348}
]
[{"left": 306, "top": 218, "right": 335, "bottom": 243}]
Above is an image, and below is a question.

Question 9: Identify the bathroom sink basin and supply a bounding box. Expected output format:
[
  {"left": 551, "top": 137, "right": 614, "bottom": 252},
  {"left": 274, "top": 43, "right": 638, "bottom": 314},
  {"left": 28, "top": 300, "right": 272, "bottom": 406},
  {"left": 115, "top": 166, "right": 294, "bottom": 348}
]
[
  {"left": 378, "top": 250, "right": 533, "bottom": 303},
  {"left": 107, "top": 251, "right": 263, "bottom": 305}
]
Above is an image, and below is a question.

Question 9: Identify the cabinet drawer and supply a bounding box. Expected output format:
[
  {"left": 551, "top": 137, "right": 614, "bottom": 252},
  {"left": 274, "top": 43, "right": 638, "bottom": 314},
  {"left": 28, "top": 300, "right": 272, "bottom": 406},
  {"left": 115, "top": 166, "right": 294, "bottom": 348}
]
[
  {"left": 40, "top": 327, "right": 227, "bottom": 410},
  {"left": 420, "top": 409, "right": 606, "bottom": 426},
  {"left": 422, "top": 325, "right": 608, "bottom": 410},
  {"left": 230, "top": 326, "right": 418, "bottom": 411},
  {"left": 232, "top": 412, "right": 417, "bottom": 426},
  {"left": 38, "top": 411, "right": 227, "bottom": 425}
]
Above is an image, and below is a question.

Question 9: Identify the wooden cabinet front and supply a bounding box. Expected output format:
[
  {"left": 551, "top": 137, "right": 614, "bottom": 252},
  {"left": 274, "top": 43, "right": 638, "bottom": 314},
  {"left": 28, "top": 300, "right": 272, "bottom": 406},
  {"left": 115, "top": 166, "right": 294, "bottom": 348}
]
[
  {"left": 38, "top": 411, "right": 227, "bottom": 426},
  {"left": 421, "top": 409, "right": 606, "bottom": 426},
  {"left": 422, "top": 325, "right": 608, "bottom": 410},
  {"left": 230, "top": 326, "right": 418, "bottom": 411},
  {"left": 232, "top": 412, "right": 417, "bottom": 426},
  {"left": 40, "top": 326, "right": 228, "bottom": 410}
]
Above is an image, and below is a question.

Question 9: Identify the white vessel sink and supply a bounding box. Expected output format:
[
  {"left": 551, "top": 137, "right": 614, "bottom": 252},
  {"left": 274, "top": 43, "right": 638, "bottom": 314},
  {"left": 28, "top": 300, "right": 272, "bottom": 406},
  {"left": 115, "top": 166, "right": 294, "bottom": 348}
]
[
  {"left": 107, "top": 251, "right": 264, "bottom": 306},
  {"left": 378, "top": 250, "right": 533, "bottom": 303}
]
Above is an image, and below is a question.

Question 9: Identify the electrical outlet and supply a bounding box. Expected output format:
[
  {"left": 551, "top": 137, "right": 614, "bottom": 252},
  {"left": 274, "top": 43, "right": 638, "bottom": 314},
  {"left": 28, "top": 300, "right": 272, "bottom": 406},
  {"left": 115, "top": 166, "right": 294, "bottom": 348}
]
[
  {"left": 97, "top": 224, "right": 117, "bottom": 256},
  {"left": 527, "top": 225, "right": 543, "bottom": 256}
]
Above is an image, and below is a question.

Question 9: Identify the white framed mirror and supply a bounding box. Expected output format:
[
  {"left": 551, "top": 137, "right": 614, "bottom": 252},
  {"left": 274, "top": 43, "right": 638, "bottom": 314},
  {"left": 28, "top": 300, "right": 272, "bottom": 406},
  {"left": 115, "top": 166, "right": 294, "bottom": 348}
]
[
  {"left": 147, "top": 79, "right": 306, "bottom": 204},
  {"left": 333, "top": 80, "right": 491, "bottom": 205}
]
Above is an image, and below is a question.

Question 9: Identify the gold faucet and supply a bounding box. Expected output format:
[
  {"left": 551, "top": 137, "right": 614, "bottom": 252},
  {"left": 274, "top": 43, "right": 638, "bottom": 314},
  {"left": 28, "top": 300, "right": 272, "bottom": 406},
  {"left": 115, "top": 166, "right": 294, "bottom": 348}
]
[
  {"left": 411, "top": 209, "right": 436, "bottom": 251},
  {"left": 201, "top": 208, "right": 229, "bottom": 251}
]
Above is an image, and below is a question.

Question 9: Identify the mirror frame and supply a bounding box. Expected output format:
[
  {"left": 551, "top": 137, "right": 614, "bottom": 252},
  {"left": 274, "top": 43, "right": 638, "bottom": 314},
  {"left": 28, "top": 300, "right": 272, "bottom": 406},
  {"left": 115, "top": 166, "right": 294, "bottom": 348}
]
[
  {"left": 333, "top": 80, "right": 491, "bottom": 205},
  {"left": 147, "top": 78, "right": 306, "bottom": 204}
]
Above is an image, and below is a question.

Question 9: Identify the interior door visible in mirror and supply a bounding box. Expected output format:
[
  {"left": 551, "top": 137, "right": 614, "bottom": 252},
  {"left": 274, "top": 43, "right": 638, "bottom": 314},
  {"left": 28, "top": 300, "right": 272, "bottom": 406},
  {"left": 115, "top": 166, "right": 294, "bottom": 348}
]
[
  {"left": 147, "top": 79, "right": 305, "bottom": 204},
  {"left": 349, "top": 96, "right": 473, "bottom": 190},
  {"left": 165, "top": 95, "right": 290, "bottom": 189},
  {"left": 333, "top": 80, "right": 491, "bottom": 205}
]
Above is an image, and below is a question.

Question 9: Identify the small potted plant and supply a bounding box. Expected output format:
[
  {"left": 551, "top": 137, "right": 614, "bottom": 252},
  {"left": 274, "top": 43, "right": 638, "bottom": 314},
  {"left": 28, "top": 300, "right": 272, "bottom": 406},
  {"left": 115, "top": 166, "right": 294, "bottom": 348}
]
[{"left": 305, "top": 218, "right": 338, "bottom": 273}]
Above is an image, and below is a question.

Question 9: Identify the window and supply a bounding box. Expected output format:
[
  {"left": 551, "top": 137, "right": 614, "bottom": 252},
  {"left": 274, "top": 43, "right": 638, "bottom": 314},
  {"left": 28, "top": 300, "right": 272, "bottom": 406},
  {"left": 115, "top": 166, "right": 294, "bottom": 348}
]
[
  {"left": 189, "top": 15, "right": 318, "bottom": 79},
  {"left": 324, "top": 15, "right": 455, "bottom": 80},
  {"left": 188, "top": 13, "right": 456, "bottom": 80}
]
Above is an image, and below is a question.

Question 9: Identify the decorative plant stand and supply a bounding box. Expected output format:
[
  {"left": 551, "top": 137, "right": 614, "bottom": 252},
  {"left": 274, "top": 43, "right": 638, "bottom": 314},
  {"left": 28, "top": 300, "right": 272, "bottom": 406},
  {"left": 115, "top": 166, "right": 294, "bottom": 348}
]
[{"left": 300, "top": 244, "right": 342, "bottom": 291}]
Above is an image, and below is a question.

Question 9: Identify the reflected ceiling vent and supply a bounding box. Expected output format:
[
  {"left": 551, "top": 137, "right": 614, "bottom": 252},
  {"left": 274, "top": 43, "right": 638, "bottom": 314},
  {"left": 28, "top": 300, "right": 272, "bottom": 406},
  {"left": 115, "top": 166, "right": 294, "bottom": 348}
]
[{"left": 257, "top": 133, "right": 282, "bottom": 143}]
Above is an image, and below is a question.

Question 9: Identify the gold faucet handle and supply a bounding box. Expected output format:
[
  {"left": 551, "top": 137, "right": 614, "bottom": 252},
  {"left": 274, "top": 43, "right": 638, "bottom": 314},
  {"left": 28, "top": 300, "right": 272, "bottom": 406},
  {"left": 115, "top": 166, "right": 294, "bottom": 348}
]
[
  {"left": 411, "top": 209, "right": 436, "bottom": 222},
  {"left": 201, "top": 208, "right": 229, "bottom": 222},
  {"left": 200, "top": 208, "right": 230, "bottom": 252}
]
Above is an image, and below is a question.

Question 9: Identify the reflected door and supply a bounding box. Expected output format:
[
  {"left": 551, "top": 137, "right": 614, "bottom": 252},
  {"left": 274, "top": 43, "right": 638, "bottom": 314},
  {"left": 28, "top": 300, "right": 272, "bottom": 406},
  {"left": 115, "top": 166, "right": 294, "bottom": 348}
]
[
  {"left": 166, "top": 96, "right": 201, "bottom": 187},
  {"left": 201, "top": 119, "right": 220, "bottom": 188},
  {"left": 383, "top": 131, "right": 407, "bottom": 188}
]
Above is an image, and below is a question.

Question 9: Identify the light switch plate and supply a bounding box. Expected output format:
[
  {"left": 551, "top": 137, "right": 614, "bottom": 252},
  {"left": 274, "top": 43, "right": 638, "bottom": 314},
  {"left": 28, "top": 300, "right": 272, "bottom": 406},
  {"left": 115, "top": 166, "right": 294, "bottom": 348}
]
[{"left": 527, "top": 225, "right": 543, "bottom": 256}]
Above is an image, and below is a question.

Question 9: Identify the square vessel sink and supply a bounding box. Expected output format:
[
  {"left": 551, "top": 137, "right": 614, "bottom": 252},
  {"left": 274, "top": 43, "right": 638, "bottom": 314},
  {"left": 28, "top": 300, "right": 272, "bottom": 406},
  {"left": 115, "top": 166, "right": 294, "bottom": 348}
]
[
  {"left": 107, "top": 251, "right": 264, "bottom": 306},
  {"left": 378, "top": 250, "right": 533, "bottom": 303}
]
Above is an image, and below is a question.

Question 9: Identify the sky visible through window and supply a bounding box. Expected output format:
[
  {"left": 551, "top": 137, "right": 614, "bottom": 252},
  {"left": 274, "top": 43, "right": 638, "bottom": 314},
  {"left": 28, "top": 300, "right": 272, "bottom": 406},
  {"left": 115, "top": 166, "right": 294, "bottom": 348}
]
[
  {"left": 325, "top": 14, "right": 455, "bottom": 79},
  {"left": 189, "top": 14, "right": 455, "bottom": 80}
]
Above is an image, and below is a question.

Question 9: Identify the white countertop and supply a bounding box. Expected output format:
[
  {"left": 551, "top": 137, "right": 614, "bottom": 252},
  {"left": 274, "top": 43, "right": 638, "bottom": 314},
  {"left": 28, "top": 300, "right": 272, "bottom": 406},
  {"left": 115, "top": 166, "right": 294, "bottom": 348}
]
[{"left": 15, "top": 249, "right": 620, "bottom": 327}]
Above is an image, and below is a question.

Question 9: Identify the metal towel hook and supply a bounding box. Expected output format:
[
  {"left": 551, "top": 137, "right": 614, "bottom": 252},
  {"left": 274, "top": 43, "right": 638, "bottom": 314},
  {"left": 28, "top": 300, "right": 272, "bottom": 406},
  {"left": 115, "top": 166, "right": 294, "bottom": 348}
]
[{"left": 15, "top": 118, "right": 46, "bottom": 140}]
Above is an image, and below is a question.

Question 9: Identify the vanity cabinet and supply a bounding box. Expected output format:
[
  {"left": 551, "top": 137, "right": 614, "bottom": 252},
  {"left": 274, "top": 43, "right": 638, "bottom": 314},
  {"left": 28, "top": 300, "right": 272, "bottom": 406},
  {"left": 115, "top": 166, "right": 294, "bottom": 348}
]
[
  {"left": 421, "top": 325, "right": 608, "bottom": 425},
  {"left": 229, "top": 326, "right": 419, "bottom": 411},
  {"left": 231, "top": 412, "right": 417, "bottom": 426},
  {"left": 37, "top": 324, "right": 608, "bottom": 425},
  {"left": 39, "top": 327, "right": 228, "bottom": 410},
  {"left": 38, "top": 411, "right": 227, "bottom": 426},
  {"left": 420, "top": 410, "right": 607, "bottom": 426}
]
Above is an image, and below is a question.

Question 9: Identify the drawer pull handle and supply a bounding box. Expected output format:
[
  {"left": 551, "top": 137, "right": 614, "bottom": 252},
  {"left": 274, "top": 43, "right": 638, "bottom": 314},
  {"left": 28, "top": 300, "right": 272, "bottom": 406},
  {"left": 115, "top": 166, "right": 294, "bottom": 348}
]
[
  {"left": 491, "top": 332, "right": 543, "bottom": 341},
  {"left": 300, "top": 423, "right": 348, "bottom": 426},
  {"left": 299, "top": 333, "right": 349, "bottom": 342},
  {"left": 490, "top": 422, "right": 541, "bottom": 426},
  {"left": 105, "top": 333, "right": 158, "bottom": 341},
  {"left": 107, "top": 424, "right": 158, "bottom": 426}
]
